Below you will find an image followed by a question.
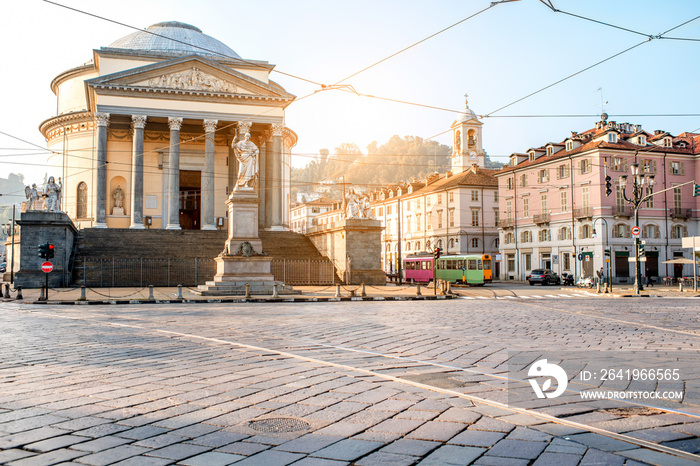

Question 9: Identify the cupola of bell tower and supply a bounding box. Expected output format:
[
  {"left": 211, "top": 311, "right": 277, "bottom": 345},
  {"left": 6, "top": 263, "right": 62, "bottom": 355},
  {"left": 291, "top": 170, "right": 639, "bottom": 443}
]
[{"left": 450, "top": 94, "right": 485, "bottom": 173}]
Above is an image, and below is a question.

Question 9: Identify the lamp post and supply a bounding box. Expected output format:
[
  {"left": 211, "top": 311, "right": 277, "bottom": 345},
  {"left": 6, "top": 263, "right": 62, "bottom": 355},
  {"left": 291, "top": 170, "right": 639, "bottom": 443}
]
[
  {"left": 592, "top": 217, "right": 611, "bottom": 291},
  {"left": 617, "top": 162, "right": 655, "bottom": 295}
]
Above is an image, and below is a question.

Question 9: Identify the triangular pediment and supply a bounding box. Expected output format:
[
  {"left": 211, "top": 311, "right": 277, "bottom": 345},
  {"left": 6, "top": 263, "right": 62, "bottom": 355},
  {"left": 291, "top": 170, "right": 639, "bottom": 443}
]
[{"left": 87, "top": 55, "right": 294, "bottom": 101}]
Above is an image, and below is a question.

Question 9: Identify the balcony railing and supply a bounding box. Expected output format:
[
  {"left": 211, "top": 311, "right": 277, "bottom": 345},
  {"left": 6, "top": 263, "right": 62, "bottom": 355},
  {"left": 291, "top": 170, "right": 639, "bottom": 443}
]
[
  {"left": 497, "top": 218, "right": 515, "bottom": 229},
  {"left": 670, "top": 208, "right": 691, "bottom": 220},
  {"left": 533, "top": 213, "right": 550, "bottom": 225},
  {"left": 573, "top": 207, "right": 592, "bottom": 220},
  {"left": 613, "top": 206, "right": 632, "bottom": 218}
]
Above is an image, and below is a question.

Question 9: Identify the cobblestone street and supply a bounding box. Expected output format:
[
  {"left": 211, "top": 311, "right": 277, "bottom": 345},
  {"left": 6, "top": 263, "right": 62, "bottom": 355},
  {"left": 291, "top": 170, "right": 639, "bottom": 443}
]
[{"left": 1, "top": 296, "right": 699, "bottom": 465}]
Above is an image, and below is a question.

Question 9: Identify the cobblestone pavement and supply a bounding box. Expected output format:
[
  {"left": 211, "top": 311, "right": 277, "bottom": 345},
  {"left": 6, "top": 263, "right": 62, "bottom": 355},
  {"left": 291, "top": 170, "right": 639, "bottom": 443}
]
[{"left": 1, "top": 297, "right": 699, "bottom": 465}]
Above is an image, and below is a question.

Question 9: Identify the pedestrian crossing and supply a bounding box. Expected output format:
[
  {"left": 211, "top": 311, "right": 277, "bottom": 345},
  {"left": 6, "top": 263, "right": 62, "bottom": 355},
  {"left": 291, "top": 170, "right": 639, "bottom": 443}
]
[{"left": 459, "top": 292, "right": 591, "bottom": 300}]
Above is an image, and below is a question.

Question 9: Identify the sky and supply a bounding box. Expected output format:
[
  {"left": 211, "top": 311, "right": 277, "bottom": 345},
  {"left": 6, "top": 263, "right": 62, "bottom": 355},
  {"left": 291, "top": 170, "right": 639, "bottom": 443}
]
[{"left": 1, "top": 0, "right": 699, "bottom": 191}]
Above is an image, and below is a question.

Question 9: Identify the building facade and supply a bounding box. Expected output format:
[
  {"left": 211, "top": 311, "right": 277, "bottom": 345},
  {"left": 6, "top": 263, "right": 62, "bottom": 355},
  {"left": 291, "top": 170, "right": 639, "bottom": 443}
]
[
  {"left": 495, "top": 115, "right": 699, "bottom": 282},
  {"left": 289, "top": 197, "right": 337, "bottom": 233},
  {"left": 39, "top": 21, "right": 296, "bottom": 231}
]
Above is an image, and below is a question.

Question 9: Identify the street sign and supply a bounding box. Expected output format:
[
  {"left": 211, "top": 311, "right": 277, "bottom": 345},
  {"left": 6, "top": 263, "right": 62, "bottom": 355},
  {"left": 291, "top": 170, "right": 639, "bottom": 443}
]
[
  {"left": 631, "top": 226, "right": 641, "bottom": 237},
  {"left": 578, "top": 253, "right": 583, "bottom": 261},
  {"left": 628, "top": 257, "right": 637, "bottom": 262},
  {"left": 639, "top": 257, "right": 647, "bottom": 262},
  {"left": 41, "top": 261, "right": 53, "bottom": 273},
  {"left": 606, "top": 259, "right": 610, "bottom": 263}
]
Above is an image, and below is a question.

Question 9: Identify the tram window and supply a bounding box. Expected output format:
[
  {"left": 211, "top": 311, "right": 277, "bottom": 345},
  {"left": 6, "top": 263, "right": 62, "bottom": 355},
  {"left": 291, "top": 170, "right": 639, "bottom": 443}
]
[
  {"left": 424, "top": 261, "right": 432, "bottom": 270},
  {"left": 478, "top": 259, "right": 483, "bottom": 270},
  {"left": 483, "top": 259, "right": 491, "bottom": 270},
  {"left": 405, "top": 262, "right": 414, "bottom": 270},
  {"left": 457, "top": 260, "right": 465, "bottom": 269},
  {"left": 468, "top": 259, "right": 477, "bottom": 270}
]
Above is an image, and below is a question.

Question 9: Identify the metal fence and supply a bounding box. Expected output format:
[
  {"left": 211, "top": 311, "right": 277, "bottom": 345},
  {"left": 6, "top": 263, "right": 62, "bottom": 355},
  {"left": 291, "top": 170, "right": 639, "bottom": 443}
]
[{"left": 77, "top": 257, "right": 336, "bottom": 287}]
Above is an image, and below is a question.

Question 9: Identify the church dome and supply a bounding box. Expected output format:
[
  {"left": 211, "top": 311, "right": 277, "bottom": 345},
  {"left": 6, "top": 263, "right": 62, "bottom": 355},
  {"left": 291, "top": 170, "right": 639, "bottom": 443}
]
[
  {"left": 457, "top": 94, "right": 479, "bottom": 122},
  {"left": 106, "top": 21, "right": 241, "bottom": 59}
]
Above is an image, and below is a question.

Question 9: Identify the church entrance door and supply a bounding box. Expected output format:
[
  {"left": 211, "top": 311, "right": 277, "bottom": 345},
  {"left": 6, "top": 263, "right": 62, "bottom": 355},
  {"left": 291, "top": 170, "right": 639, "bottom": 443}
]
[{"left": 179, "top": 170, "right": 201, "bottom": 230}]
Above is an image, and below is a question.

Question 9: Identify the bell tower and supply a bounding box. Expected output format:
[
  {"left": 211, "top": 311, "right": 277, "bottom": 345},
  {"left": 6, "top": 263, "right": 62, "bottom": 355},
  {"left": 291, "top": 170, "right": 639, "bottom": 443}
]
[{"left": 450, "top": 94, "right": 485, "bottom": 173}]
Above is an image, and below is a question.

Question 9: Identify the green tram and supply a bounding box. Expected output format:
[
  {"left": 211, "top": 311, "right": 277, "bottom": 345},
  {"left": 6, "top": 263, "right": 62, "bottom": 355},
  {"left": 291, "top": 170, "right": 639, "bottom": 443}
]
[{"left": 434, "top": 254, "right": 485, "bottom": 286}]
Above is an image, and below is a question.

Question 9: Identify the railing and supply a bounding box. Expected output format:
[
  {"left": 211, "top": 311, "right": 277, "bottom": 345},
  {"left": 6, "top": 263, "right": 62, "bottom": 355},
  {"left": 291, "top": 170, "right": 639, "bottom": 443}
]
[
  {"left": 670, "top": 208, "right": 691, "bottom": 220},
  {"left": 533, "top": 213, "right": 550, "bottom": 224},
  {"left": 497, "top": 218, "right": 515, "bottom": 228},
  {"left": 574, "top": 207, "right": 592, "bottom": 219},
  {"left": 613, "top": 206, "right": 632, "bottom": 217},
  {"left": 76, "top": 257, "right": 336, "bottom": 287}
]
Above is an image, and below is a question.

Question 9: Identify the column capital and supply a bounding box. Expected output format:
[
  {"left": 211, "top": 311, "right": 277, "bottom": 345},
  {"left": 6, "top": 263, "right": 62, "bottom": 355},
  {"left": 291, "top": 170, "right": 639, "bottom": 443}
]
[
  {"left": 131, "top": 115, "right": 147, "bottom": 129},
  {"left": 203, "top": 119, "right": 218, "bottom": 133},
  {"left": 237, "top": 121, "right": 252, "bottom": 135},
  {"left": 95, "top": 113, "right": 110, "bottom": 127},
  {"left": 271, "top": 123, "right": 284, "bottom": 137},
  {"left": 168, "top": 117, "right": 183, "bottom": 131},
  {"left": 263, "top": 128, "right": 274, "bottom": 142}
]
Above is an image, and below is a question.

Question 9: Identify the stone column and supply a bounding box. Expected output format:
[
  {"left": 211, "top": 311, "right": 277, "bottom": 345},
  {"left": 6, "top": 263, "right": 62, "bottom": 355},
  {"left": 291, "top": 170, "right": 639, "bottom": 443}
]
[
  {"left": 270, "top": 123, "right": 285, "bottom": 230},
  {"left": 93, "top": 113, "right": 110, "bottom": 228},
  {"left": 201, "top": 119, "right": 218, "bottom": 230},
  {"left": 263, "top": 127, "right": 274, "bottom": 228},
  {"left": 258, "top": 137, "right": 267, "bottom": 228},
  {"left": 129, "top": 115, "right": 147, "bottom": 229},
  {"left": 166, "top": 117, "right": 183, "bottom": 230}
]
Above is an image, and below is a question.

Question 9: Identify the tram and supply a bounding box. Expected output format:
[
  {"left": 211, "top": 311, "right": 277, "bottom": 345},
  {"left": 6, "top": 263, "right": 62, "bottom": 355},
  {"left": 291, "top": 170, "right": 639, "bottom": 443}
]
[
  {"left": 435, "top": 254, "right": 485, "bottom": 286},
  {"left": 482, "top": 254, "right": 493, "bottom": 282},
  {"left": 403, "top": 255, "right": 433, "bottom": 283}
]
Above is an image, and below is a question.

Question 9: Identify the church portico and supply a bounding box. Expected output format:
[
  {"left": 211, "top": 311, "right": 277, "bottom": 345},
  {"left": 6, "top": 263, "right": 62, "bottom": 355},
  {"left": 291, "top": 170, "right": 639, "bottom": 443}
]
[{"left": 40, "top": 21, "right": 296, "bottom": 232}]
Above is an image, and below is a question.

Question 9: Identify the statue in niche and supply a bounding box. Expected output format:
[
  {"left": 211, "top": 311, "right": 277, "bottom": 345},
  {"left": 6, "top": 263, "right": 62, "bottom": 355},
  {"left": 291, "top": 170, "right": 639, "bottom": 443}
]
[
  {"left": 24, "top": 184, "right": 39, "bottom": 210},
  {"left": 455, "top": 130, "right": 461, "bottom": 153},
  {"left": 44, "top": 176, "right": 62, "bottom": 212},
  {"left": 112, "top": 185, "right": 125, "bottom": 215},
  {"left": 231, "top": 132, "right": 259, "bottom": 192}
]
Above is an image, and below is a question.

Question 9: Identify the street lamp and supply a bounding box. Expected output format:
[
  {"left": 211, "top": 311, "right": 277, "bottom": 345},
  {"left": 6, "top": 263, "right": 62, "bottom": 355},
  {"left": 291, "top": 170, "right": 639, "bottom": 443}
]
[
  {"left": 591, "top": 217, "right": 611, "bottom": 291},
  {"left": 617, "top": 162, "right": 655, "bottom": 294}
]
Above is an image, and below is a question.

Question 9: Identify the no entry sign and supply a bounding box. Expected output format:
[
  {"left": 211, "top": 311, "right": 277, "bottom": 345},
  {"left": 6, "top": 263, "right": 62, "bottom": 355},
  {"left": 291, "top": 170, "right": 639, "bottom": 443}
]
[
  {"left": 631, "top": 226, "right": 641, "bottom": 237},
  {"left": 41, "top": 261, "right": 53, "bottom": 273}
]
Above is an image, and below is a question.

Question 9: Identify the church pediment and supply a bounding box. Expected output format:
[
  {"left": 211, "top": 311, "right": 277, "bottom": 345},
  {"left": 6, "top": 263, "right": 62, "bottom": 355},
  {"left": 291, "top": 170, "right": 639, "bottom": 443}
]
[{"left": 86, "top": 55, "right": 294, "bottom": 101}]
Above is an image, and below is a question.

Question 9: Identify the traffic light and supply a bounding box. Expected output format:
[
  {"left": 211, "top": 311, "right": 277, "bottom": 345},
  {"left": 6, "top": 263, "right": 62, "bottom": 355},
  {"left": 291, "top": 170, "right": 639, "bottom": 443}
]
[
  {"left": 694, "top": 182, "right": 700, "bottom": 197},
  {"left": 38, "top": 242, "right": 48, "bottom": 259},
  {"left": 605, "top": 175, "right": 612, "bottom": 197},
  {"left": 434, "top": 247, "right": 441, "bottom": 260},
  {"left": 638, "top": 242, "right": 645, "bottom": 257},
  {"left": 47, "top": 244, "right": 55, "bottom": 259},
  {"left": 604, "top": 248, "right": 611, "bottom": 257}
]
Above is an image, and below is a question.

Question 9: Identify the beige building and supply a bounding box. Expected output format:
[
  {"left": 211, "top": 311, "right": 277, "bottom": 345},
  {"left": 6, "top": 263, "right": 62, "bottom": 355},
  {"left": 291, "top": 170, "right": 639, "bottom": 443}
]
[{"left": 40, "top": 21, "right": 296, "bottom": 230}]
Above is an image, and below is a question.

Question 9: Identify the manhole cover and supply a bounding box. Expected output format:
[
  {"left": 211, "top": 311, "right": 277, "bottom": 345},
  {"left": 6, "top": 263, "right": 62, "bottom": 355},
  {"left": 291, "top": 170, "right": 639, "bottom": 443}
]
[{"left": 248, "top": 418, "right": 311, "bottom": 433}]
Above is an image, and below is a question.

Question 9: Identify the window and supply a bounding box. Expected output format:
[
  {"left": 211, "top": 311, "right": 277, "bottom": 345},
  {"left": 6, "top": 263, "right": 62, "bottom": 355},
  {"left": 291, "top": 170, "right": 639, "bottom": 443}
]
[
  {"left": 378, "top": 207, "right": 383, "bottom": 216},
  {"left": 415, "top": 241, "right": 421, "bottom": 251},
  {"left": 494, "top": 191, "right": 499, "bottom": 202},
  {"left": 638, "top": 135, "right": 646, "bottom": 145},
  {"left": 663, "top": 137, "right": 672, "bottom": 147},
  {"left": 416, "top": 213, "right": 421, "bottom": 230},
  {"left": 437, "top": 194, "right": 442, "bottom": 205},
  {"left": 520, "top": 174, "right": 528, "bottom": 187},
  {"left": 427, "top": 213, "right": 432, "bottom": 230},
  {"left": 540, "top": 194, "right": 547, "bottom": 214},
  {"left": 387, "top": 205, "right": 392, "bottom": 215},
  {"left": 580, "top": 224, "right": 592, "bottom": 239},
  {"left": 582, "top": 186, "right": 590, "bottom": 209},
  {"left": 558, "top": 226, "right": 571, "bottom": 240},
  {"left": 538, "top": 169, "right": 549, "bottom": 183},
  {"left": 546, "top": 146, "right": 553, "bottom": 156},
  {"left": 523, "top": 198, "right": 529, "bottom": 217},
  {"left": 521, "top": 230, "right": 532, "bottom": 243},
  {"left": 670, "top": 161, "right": 684, "bottom": 175},
  {"left": 642, "top": 159, "right": 656, "bottom": 173},
  {"left": 563, "top": 252, "right": 570, "bottom": 271},
  {"left": 642, "top": 224, "right": 659, "bottom": 239},
  {"left": 427, "top": 196, "right": 431, "bottom": 207},
  {"left": 560, "top": 191, "right": 568, "bottom": 212},
  {"left": 566, "top": 141, "right": 573, "bottom": 151},
  {"left": 507, "top": 177, "right": 514, "bottom": 190},
  {"left": 505, "top": 232, "right": 514, "bottom": 244},
  {"left": 437, "top": 210, "right": 443, "bottom": 228},
  {"left": 671, "top": 224, "right": 687, "bottom": 239},
  {"left": 471, "top": 190, "right": 479, "bottom": 201},
  {"left": 644, "top": 186, "right": 654, "bottom": 208},
  {"left": 529, "top": 152, "right": 535, "bottom": 161},
  {"left": 405, "top": 242, "right": 411, "bottom": 252},
  {"left": 449, "top": 192, "right": 454, "bottom": 202},
  {"left": 406, "top": 201, "right": 411, "bottom": 211},
  {"left": 612, "top": 157, "right": 623, "bottom": 171},
  {"left": 416, "top": 199, "right": 421, "bottom": 209},
  {"left": 507, "top": 254, "right": 515, "bottom": 272},
  {"left": 539, "top": 229, "right": 550, "bottom": 242},
  {"left": 494, "top": 209, "right": 500, "bottom": 225},
  {"left": 449, "top": 209, "right": 455, "bottom": 227},
  {"left": 471, "top": 209, "right": 479, "bottom": 227},
  {"left": 471, "top": 238, "right": 479, "bottom": 248},
  {"left": 524, "top": 253, "right": 532, "bottom": 271},
  {"left": 580, "top": 159, "right": 591, "bottom": 174},
  {"left": 608, "top": 133, "right": 618, "bottom": 143},
  {"left": 557, "top": 164, "right": 569, "bottom": 179},
  {"left": 506, "top": 200, "right": 513, "bottom": 220},
  {"left": 673, "top": 187, "right": 682, "bottom": 211},
  {"left": 613, "top": 224, "right": 628, "bottom": 238},
  {"left": 312, "top": 207, "right": 319, "bottom": 213},
  {"left": 406, "top": 217, "right": 411, "bottom": 233},
  {"left": 494, "top": 238, "right": 499, "bottom": 249}
]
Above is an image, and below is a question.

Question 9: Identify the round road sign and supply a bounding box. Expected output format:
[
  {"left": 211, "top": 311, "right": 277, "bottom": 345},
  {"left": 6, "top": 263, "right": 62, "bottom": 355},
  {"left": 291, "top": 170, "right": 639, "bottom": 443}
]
[
  {"left": 41, "top": 261, "right": 53, "bottom": 273},
  {"left": 631, "top": 226, "right": 641, "bottom": 237}
]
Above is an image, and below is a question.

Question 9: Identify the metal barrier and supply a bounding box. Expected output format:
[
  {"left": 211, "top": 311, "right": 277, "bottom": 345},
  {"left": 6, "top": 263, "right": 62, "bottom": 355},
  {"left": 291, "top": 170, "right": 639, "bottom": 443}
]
[{"left": 77, "top": 257, "right": 336, "bottom": 287}]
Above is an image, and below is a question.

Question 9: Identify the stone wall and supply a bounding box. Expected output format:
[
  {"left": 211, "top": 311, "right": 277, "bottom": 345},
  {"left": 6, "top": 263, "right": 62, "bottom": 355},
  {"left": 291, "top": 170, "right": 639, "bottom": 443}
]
[{"left": 307, "top": 218, "right": 385, "bottom": 285}]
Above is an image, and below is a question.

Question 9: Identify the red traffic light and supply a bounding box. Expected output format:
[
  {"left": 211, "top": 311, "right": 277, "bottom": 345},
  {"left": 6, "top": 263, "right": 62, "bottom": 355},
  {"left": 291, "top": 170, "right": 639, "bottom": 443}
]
[{"left": 47, "top": 244, "right": 55, "bottom": 259}]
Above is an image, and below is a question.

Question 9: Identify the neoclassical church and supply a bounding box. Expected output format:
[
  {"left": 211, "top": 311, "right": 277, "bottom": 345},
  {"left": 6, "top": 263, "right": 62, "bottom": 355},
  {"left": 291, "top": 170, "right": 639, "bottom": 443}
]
[{"left": 39, "top": 21, "right": 297, "bottom": 230}]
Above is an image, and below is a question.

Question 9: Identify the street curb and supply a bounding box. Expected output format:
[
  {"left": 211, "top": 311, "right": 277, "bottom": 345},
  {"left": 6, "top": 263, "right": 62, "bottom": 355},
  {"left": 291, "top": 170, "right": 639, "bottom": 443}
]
[{"left": 20, "top": 294, "right": 457, "bottom": 305}]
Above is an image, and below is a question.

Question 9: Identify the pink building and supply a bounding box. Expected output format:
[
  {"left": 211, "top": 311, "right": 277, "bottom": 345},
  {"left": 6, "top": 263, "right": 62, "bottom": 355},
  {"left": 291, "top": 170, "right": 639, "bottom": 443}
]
[{"left": 495, "top": 115, "right": 699, "bottom": 283}]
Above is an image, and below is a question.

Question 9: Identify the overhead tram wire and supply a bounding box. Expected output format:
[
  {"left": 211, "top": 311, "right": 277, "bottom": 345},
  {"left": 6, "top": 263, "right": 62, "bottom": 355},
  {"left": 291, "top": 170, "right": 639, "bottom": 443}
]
[{"left": 42, "top": 0, "right": 323, "bottom": 87}]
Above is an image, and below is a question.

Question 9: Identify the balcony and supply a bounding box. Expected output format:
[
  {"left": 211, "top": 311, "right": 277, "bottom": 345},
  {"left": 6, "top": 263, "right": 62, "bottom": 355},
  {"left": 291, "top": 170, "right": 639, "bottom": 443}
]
[
  {"left": 533, "top": 213, "right": 550, "bottom": 225},
  {"left": 613, "top": 206, "right": 632, "bottom": 218},
  {"left": 574, "top": 207, "right": 592, "bottom": 220},
  {"left": 670, "top": 208, "right": 692, "bottom": 220},
  {"left": 498, "top": 218, "right": 515, "bottom": 229}
]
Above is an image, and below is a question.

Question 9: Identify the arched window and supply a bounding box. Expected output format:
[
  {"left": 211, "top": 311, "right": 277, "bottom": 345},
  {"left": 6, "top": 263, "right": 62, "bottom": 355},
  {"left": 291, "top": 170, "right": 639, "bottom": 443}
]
[
  {"left": 521, "top": 230, "right": 532, "bottom": 243},
  {"left": 405, "top": 242, "right": 411, "bottom": 252},
  {"left": 642, "top": 224, "right": 659, "bottom": 239},
  {"left": 612, "top": 223, "right": 629, "bottom": 238},
  {"left": 415, "top": 241, "right": 421, "bottom": 251},
  {"left": 426, "top": 240, "right": 431, "bottom": 250},
  {"left": 505, "top": 233, "right": 513, "bottom": 244},
  {"left": 558, "top": 226, "right": 571, "bottom": 240},
  {"left": 494, "top": 238, "right": 500, "bottom": 249},
  {"left": 471, "top": 238, "right": 479, "bottom": 248},
  {"left": 386, "top": 244, "right": 391, "bottom": 253},
  {"left": 448, "top": 238, "right": 454, "bottom": 249},
  {"left": 437, "top": 239, "right": 443, "bottom": 249},
  {"left": 671, "top": 224, "right": 687, "bottom": 239},
  {"left": 76, "top": 182, "right": 88, "bottom": 218}
]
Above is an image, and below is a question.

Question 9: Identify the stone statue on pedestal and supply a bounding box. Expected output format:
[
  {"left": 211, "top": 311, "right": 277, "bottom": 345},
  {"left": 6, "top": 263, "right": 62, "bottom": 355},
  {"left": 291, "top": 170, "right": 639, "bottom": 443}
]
[
  {"left": 112, "top": 185, "right": 125, "bottom": 215},
  {"left": 231, "top": 132, "right": 259, "bottom": 191},
  {"left": 44, "top": 176, "right": 62, "bottom": 212},
  {"left": 345, "top": 189, "right": 360, "bottom": 219},
  {"left": 24, "top": 184, "right": 39, "bottom": 210}
]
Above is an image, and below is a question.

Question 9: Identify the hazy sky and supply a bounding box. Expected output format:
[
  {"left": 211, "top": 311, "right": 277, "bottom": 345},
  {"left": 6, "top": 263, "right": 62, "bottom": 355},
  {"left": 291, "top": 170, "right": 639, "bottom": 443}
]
[{"left": 1, "top": 0, "right": 699, "bottom": 189}]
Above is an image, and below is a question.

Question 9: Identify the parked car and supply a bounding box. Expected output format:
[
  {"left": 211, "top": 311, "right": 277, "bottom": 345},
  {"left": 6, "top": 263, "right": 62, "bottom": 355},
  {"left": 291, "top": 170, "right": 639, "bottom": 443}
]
[
  {"left": 0, "top": 262, "right": 6, "bottom": 273},
  {"left": 527, "top": 269, "right": 560, "bottom": 286}
]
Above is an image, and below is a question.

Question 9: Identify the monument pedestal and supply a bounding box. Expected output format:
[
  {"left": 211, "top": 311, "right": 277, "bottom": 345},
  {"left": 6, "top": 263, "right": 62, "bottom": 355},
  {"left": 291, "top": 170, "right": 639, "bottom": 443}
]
[{"left": 195, "top": 188, "right": 298, "bottom": 296}]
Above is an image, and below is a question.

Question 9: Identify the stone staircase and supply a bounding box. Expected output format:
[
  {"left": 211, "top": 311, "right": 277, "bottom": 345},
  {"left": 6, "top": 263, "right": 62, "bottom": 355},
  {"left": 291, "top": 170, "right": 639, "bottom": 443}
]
[{"left": 72, "top": 228, "right": 333, "bottom": 286}]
